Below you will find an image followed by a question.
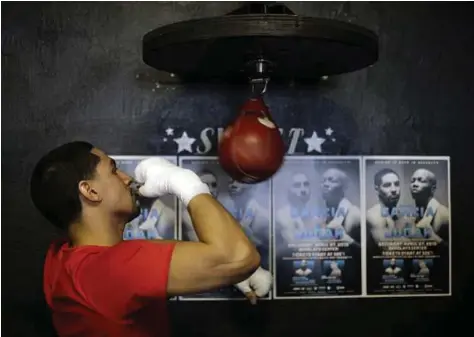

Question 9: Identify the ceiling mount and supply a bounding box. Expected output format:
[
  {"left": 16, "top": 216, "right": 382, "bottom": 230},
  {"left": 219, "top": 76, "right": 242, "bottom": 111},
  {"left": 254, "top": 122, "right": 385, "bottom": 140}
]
[{"left": 142, "top": 2, "right": 378, "bottom": 85}]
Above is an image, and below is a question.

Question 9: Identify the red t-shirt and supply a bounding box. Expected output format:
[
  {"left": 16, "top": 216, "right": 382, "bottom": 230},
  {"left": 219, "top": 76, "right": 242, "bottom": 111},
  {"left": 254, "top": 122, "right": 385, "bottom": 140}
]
[{"left": 43, "top": 238, "right": 176, "bottom": 337}]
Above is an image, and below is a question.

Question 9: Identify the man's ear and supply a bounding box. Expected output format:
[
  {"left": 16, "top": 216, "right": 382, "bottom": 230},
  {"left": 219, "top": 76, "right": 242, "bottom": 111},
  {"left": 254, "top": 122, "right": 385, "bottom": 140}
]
[{"left": 78, "top": 180, "right": 102, "bottom": 202}]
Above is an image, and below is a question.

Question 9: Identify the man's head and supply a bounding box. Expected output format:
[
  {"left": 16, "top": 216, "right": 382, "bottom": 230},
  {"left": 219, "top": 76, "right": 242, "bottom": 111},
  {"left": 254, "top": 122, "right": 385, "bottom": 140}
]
[
  {"left": 228, "top": 179, "right": 251, "bottom": 198},
  {"left": 410, "top": 168, "right": 436, "bottom": 201},
  {"left": 289, "top": 173, "right": 311, "bottom": 204},
  {"left": 198, "top": 170, "right": 218, "bottom": 198},
  {"left": 300, "top": 259, "right": 308, "bottom": 270},
  {"left": 374, "top": 168, "right": 401, "bottom": 207},
  {"left": 30, "top": 142, "right": 138, "bottom": 231},
  {"left": 321, "top": 168, "right": 348, "bottom": 202}
]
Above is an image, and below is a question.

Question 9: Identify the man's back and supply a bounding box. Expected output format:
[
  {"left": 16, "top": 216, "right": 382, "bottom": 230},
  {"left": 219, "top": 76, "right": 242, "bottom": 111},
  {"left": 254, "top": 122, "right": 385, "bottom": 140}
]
[{"left": 44, "top": 238, "right": 175, "bottom": 337}]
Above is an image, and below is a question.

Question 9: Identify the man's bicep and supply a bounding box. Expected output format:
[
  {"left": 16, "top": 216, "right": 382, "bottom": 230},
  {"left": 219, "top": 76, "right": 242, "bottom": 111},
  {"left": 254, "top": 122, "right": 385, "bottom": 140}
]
[{"left": 166, "top": 241, "right": 241, "bottom": 297}]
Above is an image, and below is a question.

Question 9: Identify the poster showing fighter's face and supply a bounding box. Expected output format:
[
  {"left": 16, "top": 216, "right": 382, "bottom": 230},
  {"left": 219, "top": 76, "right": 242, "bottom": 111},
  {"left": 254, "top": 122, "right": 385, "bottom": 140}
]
[
  {"left": 364, "top": 156, "right": 451, "bottom": 296},
  {"left": 272, "top": 156, "right": 363, "bottom": 299},
  {"left": 112, "top": 156, "right": 178, "bottom": 241},
  {"left": 178, "top": 156, "right": 272, "bottom": 301}
]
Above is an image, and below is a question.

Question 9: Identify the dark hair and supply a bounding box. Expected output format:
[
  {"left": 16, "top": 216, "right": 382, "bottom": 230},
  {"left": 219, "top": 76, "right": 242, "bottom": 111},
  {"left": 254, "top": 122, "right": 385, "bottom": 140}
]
[
  {"left": 30, "top": 141, "right": 100, "bottom": 230},
  {"left": 374, "top": 168, "right": 399, "bottom": 187}
]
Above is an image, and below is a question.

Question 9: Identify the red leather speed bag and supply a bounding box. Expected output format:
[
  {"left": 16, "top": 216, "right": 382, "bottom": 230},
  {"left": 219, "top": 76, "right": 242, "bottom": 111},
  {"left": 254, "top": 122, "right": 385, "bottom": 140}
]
[{"left": 218, "top": 96, "right": 285, "bottom": 183}]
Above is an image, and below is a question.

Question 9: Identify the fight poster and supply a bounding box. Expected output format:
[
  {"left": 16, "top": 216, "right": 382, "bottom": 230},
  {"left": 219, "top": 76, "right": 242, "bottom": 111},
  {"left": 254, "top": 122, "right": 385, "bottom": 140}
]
[
  {"left": 178, "top": 156, "right": 272, "bottom": 301},
  {"left": 272, "top": 156, "right": 363, "bottom": 299},
  {"left": 113, "top": 156, "right": 178, "bottom": 241},
  {"left": 364, "top": 156, "right": 451, "bottom": 296}
]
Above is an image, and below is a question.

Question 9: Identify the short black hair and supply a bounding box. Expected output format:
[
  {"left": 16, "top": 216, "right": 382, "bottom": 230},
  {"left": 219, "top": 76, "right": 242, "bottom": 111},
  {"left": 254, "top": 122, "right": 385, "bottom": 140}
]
[
  {"left": 374, "top": 168, "right": 399, "bottom": 187},
  {"left": 30, "top": 141, "right": 100, "bottom": 230}
]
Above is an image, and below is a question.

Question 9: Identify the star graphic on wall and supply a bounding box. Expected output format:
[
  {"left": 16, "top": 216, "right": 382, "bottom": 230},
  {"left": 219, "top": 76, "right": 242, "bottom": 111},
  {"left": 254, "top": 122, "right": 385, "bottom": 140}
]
[
  {"left": 304, "top": 131, "right": 326, "bottom": 153},
  {"left": 325, "top": 127, "right": 334, "bottom": 136},
  {"left": 173, "top": 131, "right": 195, "bottom": 153},
  {"left": 165, "top": 128, "right": 174, "bottom": 136}
]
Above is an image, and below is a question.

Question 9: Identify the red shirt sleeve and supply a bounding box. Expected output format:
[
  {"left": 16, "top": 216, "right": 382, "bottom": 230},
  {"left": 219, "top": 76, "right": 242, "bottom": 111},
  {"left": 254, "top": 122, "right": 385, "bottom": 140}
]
[{"left": 75, "top": 240, "right": 176, "bottom": 317}]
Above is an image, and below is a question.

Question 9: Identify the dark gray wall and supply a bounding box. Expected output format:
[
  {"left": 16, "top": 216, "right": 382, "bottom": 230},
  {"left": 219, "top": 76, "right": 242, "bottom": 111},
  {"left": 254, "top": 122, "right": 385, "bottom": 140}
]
[{"left": 2, "top": 2, "right": 473, "bottom": 336}]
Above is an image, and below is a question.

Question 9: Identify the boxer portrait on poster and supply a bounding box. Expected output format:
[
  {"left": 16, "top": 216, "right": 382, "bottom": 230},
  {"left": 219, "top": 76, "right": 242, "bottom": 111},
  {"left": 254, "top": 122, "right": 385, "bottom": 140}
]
[
  {"left": 364, "top": 157, "right": 451, "bottom": 296},
  {"left": 273, "top": 156, "right": 362, "bottom": 299},
  {"left": 113, "top": 156, "right": 178, "bottom": 241},
  {"left": 179, "top": 156, "right": 272, "bottom": 300}
]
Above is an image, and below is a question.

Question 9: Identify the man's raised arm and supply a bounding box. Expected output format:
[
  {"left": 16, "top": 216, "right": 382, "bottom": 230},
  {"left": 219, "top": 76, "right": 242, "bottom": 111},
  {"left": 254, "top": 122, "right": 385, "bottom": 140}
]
[{"left": 134, "top": 158, "right": 260, "bottom": 297}]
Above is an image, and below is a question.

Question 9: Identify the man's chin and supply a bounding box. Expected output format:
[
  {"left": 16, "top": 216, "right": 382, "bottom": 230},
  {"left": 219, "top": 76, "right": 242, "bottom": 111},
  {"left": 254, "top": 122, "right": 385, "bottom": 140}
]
[{"left": 386, "top": 199, "right": 400, "bottom": 207}]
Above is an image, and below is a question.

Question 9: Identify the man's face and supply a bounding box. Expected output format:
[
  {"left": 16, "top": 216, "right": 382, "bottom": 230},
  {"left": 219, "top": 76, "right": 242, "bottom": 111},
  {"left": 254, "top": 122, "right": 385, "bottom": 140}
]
[
  {"left": 330, "top": 262, "right": 338, "bottom": 270},
  {"left": 200, "top": 173, "right": 218, "bottom": 198},
  {"left": 321, "top": 169, "right": 345, "bottom": 200},
  {"left": 90, "top": 148, "right": 138, "bottom": 220},
  {"left": 410, "top": 169, "right": 434, "bottom": 199},
  {"left": 290, "top": 173, "right": 310, "bottom": 201},
  {"left": 228, "top": 179, "right": 247, "bottom": 197},
  {"left": 390, "top": 258, "right": 396, "bottom": 267},
  {"left": 376, "top": 173, "right": 400, "bottom": 206},
  {"left": 300, "top": 260, "right": 307, "bottom": 270}
]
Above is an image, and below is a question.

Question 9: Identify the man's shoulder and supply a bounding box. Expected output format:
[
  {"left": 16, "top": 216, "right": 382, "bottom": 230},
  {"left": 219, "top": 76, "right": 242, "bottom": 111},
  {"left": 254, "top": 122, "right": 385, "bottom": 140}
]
[
  {"left": 64, "top": 240, "right": 170, "bottom": 267},
  {"left": 347, "top": 203, "right": 361, "bottom": 218},
  {"left": 436, "top": 203, "right": 450, "bottom": 222}
]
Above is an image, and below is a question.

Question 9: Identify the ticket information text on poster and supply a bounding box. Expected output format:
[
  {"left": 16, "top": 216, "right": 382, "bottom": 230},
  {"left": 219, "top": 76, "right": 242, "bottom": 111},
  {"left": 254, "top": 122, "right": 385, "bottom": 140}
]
[
  {"left": 113, "top": 156, "right": 178, "bottom": 241},
  {"left": 272, "top": 156, "right": 363, "bottom": 299},
  {"left": 178, "top": 156, "right": 272, "bottom": 301},
  {"left": 364, "top": 156, "right": 451, "bottom": 296}
]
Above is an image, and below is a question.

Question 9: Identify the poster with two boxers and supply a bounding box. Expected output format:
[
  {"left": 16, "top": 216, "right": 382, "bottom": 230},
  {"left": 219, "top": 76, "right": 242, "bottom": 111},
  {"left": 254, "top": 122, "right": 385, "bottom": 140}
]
[
  {"left": 363, "top": 156, "right": 451, "bottom": 297},
  {"left": 272, "top": 156, "right": 363, "bottom": 299}
]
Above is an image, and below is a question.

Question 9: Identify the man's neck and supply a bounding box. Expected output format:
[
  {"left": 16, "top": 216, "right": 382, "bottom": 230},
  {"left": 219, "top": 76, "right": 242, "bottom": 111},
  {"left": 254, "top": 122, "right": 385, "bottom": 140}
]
[
  {"left": 326, "top": 196, "right": 343, "bottom": 210},
  {"left": 380, "top": 201, "right": 398, "bottom": 217},
  {"left": 415, "top": 196, "right": 433, "bottom": 212},
  {"left": 69, "top": 212, "right": 124, "bottom": 247}
]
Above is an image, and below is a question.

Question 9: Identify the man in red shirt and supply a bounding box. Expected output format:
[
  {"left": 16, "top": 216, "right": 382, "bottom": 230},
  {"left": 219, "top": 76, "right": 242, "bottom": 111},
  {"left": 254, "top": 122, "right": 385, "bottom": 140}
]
[{"left": 31, "top": 141, "right": 262, "bottom": 337}]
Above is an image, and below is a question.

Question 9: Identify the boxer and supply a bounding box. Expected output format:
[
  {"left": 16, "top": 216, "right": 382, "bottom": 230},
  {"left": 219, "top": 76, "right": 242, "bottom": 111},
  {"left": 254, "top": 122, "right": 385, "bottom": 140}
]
[
  {"left": 409, "top": 168, "right": 449, "bottom": 244},
  {"left": 276, "top": 172, "right": 315, "bottom": 244},
  {"left": 320, "top": 168, "right": 360, "bottom": 245},
  {"left": 295, "top": 260, "right": 312, "bottom": 276},
  {"left": 31, "top": 141, "right": 260, "bottom": 337},
  {"left": 385, "top": 258, "right": 402, "bottom": 276},
  {"left": 417, "top": 260, "right": 430, "bottom": 276},
  {"left": 328, "top": 261, "right": 342, "bottom": 278},
  {"left": 366, "top": 168, "right": 410, "bottom": 244}
]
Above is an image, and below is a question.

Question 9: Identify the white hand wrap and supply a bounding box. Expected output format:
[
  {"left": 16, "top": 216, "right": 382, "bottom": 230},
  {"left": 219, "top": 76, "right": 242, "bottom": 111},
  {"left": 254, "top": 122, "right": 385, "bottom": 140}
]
[
  {"left": 134, "top": 157, "right": 210, "bottom": 207},
  {"left": 235, "top": 267, "right": 273, "bottom": 297}
]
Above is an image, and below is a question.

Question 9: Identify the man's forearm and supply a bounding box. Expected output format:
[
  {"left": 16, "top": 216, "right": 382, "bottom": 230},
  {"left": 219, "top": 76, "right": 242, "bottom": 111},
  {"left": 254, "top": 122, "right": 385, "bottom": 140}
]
[{"left": 187, "top": 194, "right": 260, "bottom": 263}]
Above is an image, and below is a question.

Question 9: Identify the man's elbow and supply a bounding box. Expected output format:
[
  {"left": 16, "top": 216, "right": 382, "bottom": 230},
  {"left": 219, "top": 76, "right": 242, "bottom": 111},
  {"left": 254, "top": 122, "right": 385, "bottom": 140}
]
[
  {"left": 242, "top": 247, "right": 261, "bottom": 273},
  {"left": 226, "top": 243, "right": 261, "bottom": 281}
]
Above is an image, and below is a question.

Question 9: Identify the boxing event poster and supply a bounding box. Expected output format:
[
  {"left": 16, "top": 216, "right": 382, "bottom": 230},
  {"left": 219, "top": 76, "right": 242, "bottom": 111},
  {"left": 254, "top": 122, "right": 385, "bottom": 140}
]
[
  {"left": 364, "top": 156, "right": 451, "bottom": 296},
  {"left": 178, "top": 156, "right": 272, "bottom": 301},
  {"left": 112, "top": 156, "right": 178, "bottom": 241},
  {"left": 272, "top": 156, "right": 363, "bottom": 299}
]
